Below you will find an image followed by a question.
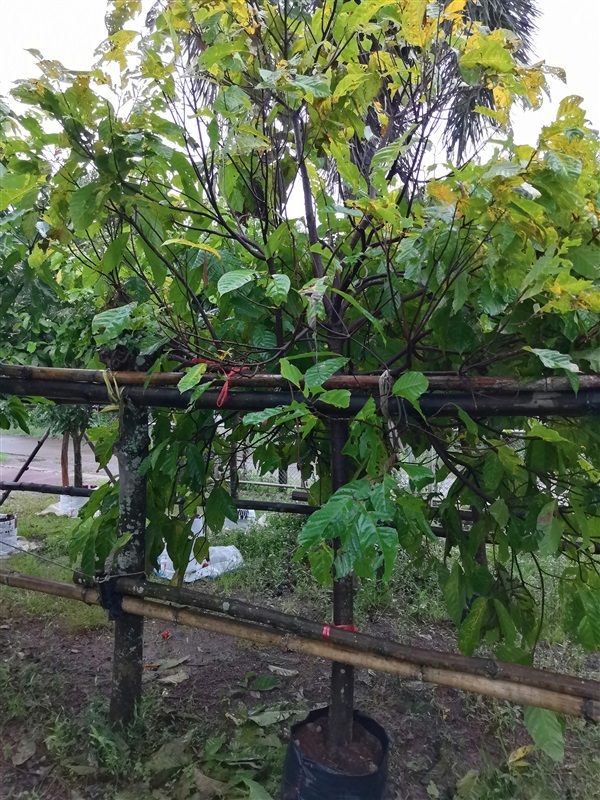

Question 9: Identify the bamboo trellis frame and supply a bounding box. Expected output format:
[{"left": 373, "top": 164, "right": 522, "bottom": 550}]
[{"left": 1, "top": 363, "right": 599, "bottom": 728}]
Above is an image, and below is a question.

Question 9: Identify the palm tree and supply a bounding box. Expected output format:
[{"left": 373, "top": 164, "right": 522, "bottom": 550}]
[{"left": 145, "top": 0, "right": 539, "bottom": 208}]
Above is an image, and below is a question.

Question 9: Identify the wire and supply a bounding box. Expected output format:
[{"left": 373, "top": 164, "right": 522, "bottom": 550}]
[{"left": 1, "top": 543, "right": 144, "bottom": 583}]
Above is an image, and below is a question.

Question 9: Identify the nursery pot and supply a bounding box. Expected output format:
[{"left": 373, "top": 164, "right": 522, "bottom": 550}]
[
  {"left": 280, "top": 707, "right": 389, "bottom": 800},
  {"left": 0, "top": 513, "right": 18, "bottom": 558}
]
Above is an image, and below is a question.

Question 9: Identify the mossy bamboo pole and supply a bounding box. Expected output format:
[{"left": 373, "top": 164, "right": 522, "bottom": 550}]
[{"left": 1, "top": 569, "right": 598, "bottom": 721}]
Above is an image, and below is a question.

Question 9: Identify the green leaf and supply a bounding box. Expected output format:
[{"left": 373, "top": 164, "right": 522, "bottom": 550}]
[
  {"left": 318, "top": 389, "right": 351, "bottom": 408},
  {"left": 489, "top": 499, "right": 509, "bottom": 529},
  {"left": 304, "top": 357, "right": 348, "bottom": 394},
  {"left": 444, "top": 562, "right": 466, "bottom": 627},
  {"left": 0, "top": 173, "right": 36, "bottom": 211},
  {"left": 460, "top": 37, "right": 514, "bottom": 74},
  {"left": 400, "top": 463, "right": 435, "bottom": 491},
  {"left": 92, "top": 304, "right": 135, "bottom": 345},
  {"left": 192, "top": 535, "right": 209, "bottom": 564},
  {"left": 457, "top": 407, "right": 478, "bottom": 436},
  {"left": 493, "top": 599, "right": 517, "bottom": 645},
  {"left": 250, "top": 674, "right": 278, "bottom": 692},
  {"left": 537, "top": 500, "right": 563, "bottom": 556},
  {"left": 242, "top": 779, "right": 274, "bottom": 800},
  {"left": 69, "top": 182, "right": 102, "bottom": 232},
  {"left": 523, "top": 707, "right": 564, "bottom": 762},
  {"left": 102, "top": 232, "right": 129, "bottom": 274},
  {"left": 309, "top": 546, "right": 333, "bottom": 586},
  {"left": 205, "top": 486, "right": 237, "bottom": 533},
  {"left": 577, "top": 587, "right": 600, "bottom": 649},
  {"left": 330, "top": 287, "right": 386, "bottom": 342},
  {"left": 243, "top": 406, "right": 289, "bottom": 426},
  {"left": 524, "top": 347, "right": 580, "bottom": 374},
  {"left": 458, "top": 596, "right": 488, "bottom": 655},
  {"left": 163, "top": 238, "right": 221, "bottom": 258},
  {"left": 265, "top": 273, "right": 291, "bottom": 305},
  {"left": 567, "top": 245, "right": 600, "bottom": 279},
  {"left": 280, "top": 358, "right": 303, "bottom": 388},
  {"left": 483, "top": 162, "right": 523, "bottom": 179},
  {"left": 296, "top": 496, "right": 352, "bottom": 554},
  {"left": 482, "top": 452, "right": 504, "bottom": 491},
  {"left": 526, "top": 423, "right": 571, "bottom": 444},
  {"left": 217, "top": 269, "right": 257, "bottom": 295},
  {"left": 392, "top": 372, "right": 429, "bottom": 418},
  {"left": 178, "top": 363, "right": 207, "bottom": 394}
]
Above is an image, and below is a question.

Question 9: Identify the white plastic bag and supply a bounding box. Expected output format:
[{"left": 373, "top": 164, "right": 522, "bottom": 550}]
[{"left": 156, "top": 544, "right": 243, "bottom": 583}]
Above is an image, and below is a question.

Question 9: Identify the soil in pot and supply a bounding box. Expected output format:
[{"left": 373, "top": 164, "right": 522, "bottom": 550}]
[
  {"left": 293, "top": 715, "right": 383, "bottom": 775},
  {"left": 281, "top": 708, "right": 389, "bottom": 800}
]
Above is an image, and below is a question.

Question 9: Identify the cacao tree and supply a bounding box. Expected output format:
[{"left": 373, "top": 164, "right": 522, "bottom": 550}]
[{"left": 1, "top": 0, "right": 599, "bottom": 756}]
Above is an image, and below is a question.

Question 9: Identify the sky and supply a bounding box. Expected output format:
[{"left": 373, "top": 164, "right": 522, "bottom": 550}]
[{"left": 0, "top": 0, "right": 599, "bottom": 144}]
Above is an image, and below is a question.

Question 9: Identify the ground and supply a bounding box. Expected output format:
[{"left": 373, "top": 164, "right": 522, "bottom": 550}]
[{"left": 1, "top": 481, "right": 599, "bottom": 798}]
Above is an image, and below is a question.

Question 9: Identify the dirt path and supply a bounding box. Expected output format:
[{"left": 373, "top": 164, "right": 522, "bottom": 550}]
[{"left": 0, "top": 433, "right": 118, "bottom": 487}]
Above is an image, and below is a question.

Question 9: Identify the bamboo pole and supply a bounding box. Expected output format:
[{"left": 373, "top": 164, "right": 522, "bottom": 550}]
[
  {"left": 0, "top": 569, "right": 598, "bottom": 721},
  {"left": 1, "top": 481, "right": 597, "bottom": 557},
  {"left": 2, "top": 363, "right": 600, "bottom": 394},
  {"left": 118, "top": 579, "right": 600, "bottom": 702},
  {"left": 2, "top": 376, "right": 600, "bottom": 418}
]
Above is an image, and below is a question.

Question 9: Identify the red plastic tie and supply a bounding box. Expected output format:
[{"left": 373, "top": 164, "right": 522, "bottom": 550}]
[
  {"left": 216, "top": 367, "right": 243, "bottom": 408},
  {"left": 322, "top": 623, "right": 358, "bottom": 638}
]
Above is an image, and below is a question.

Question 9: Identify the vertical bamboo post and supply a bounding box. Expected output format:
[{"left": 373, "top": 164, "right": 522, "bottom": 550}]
[
  {"left": 328, "top": 419, "right": 355, "bottom": 747},
  {"left": 109, "top": 401, "right": 149, "bottom": 727}
]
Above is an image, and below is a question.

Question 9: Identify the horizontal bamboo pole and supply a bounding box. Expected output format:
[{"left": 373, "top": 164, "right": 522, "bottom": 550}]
[
  {"left": 0, "top": 481, "right": 315, "bottom": 516},
  {"left": 0, "top": 481, "right": 97, "bottom": 498},
  {"left": 118, "top": 578, "right": 600, "bottom": 702},
  {"left": 120, "top": 596, "right": 599, "bottom": 721},
  {"left": 1, "top": 569, "right": 598, "bottom": 720},
  {"left": 2, "top": 364, "right": 600, "bottom": 394},
  {"left": 2, "top": 376, "right": 600, "bottom": 418},
  {"left": 2, "top": 480, "right": 594, "bottom": 554}
]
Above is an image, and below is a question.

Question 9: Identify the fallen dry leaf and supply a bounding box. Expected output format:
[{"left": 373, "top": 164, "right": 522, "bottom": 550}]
[
  {"left": 157, "top": 669, "right": 189, "bottom": 685},
  {"left": 193, "top": 767, "right": 228, "bottom": 798},
  {"left": 12, "top": 738, "right": 36, "bottom": 766}
]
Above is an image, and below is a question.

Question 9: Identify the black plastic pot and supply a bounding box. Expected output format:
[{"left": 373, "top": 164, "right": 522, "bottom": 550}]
[{"left": 280, "top": 707, "right": 389, "bottom": 800}]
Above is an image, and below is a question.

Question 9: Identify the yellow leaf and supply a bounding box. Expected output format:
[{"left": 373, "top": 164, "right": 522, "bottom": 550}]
[
  {"left": 444, "top": 0, "right": 468, "bottom": 17},
  {"left": 162, "top": 239, "right": 221, "bottom": 259},
  {"left": 427, "top": 183, "right": 457, "bottom": 204},
  {"left": 507, "top": 744, "right": 535, "bottom": 769}
]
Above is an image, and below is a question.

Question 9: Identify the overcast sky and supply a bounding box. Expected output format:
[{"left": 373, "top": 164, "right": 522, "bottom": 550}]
[{"left": 1, "top": 0, "right": 599, "bottom": 145}]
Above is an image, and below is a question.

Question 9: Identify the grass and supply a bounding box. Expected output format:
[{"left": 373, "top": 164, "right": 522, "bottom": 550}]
[
  {"left": 0, "top": 492, "right": 107, "bottom": 630},
  {"left": 0, "top": 652, "right": 297, "bottom": 800}
]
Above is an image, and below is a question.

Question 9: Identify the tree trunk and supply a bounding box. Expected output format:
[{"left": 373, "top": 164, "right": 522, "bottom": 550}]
[
  {"left": 328, "top": 419, "right": 355, "bottom": 748},
  {"left": 109, "top": 403, "right": 149, "bottom": 728},
  {"left": 72, "top": 427, "right": 84, "bottom": 488},
  {"left": 61, "top": 432, "right": 70, "bottom": 487}
]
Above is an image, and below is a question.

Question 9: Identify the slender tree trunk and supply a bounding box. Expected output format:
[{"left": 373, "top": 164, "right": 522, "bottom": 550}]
[
  {"left": 109, "top": 403, "right": 149, "bottom": 727},
  {"left": 328, "top": 419, "right": 355, "bottom": 748},
  {"left": 230, "top": 414, "right": 239, "bottom": 499},
  {"left": 61, "top": 432, "right": 70, "bottom": 487},
  {"left": 72, "top": 427, "right": 84, "bottom": 488}
]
